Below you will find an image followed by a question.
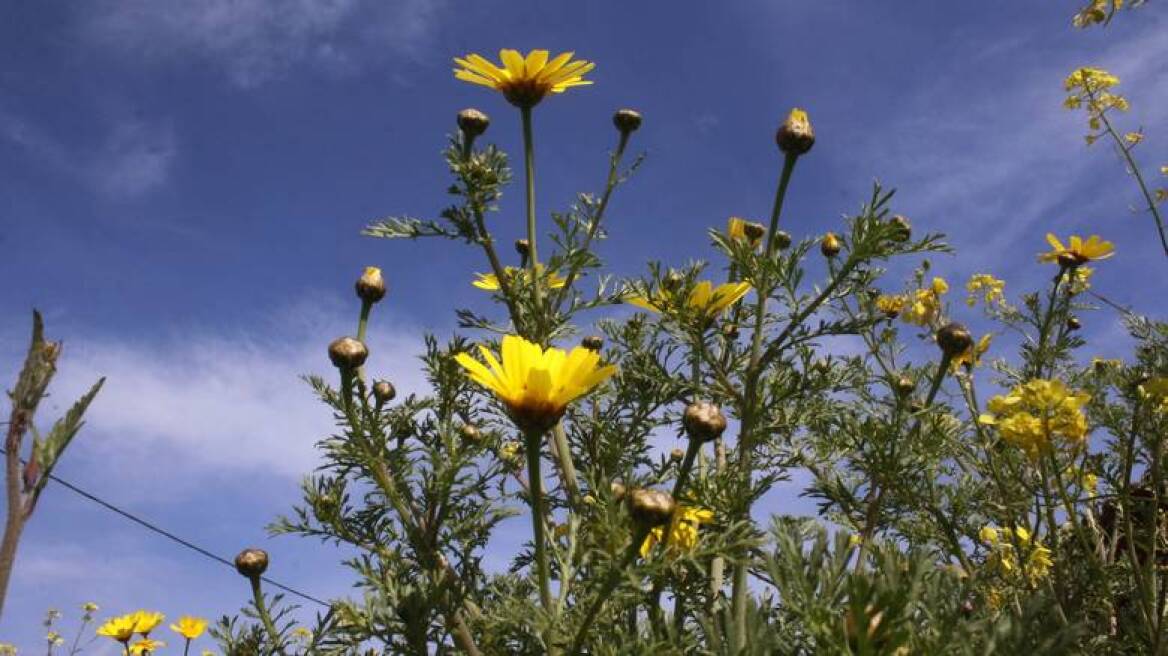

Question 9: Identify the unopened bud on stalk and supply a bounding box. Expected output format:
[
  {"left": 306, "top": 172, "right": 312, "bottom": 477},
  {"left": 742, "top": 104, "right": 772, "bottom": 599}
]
[
  {"left": 670, "top": 448, "right": 685, "bottom": 462},
  {"left": 514, "top": 239, "right": 530, "bottom": 260},
  {"left": 355, "top": 266, "right": 387, "bottom": 304},
  {"left": 234, "top": 548, "right": 269, "bottom": 579},
  {"left": 457, "top": 108, "right": 490, "bottom": 138},
  {"left": 628, "top": 488, "right": 676, "bottom": 526},
  {"left": 742, "top": 221, "right": 766, "bottom": 243},
  {"left": 773, "top": 230, "right": 793, "bottom": 251},
  {"left": 460, "top": 424, "right": 482, "bottom": 444},
  {"left": 373, "top": 380, "right": 396, "bottom": 405},
  {"left": 821, "top": 233, "right": 842, "bottom": 258},
  {"left": 581, "top": 335, "right": 604, "bottom": 351},
  {"left": 663, "top": 271, "right": 685, "bottom": 292},
  {"left": 722, "top": 323, "right": 740, "bottom": 340},
  {"left": 776, "top": 108, "right": 815, "bottom": 156},
  {"left": 936, "top": 322, "right": 973, "bottom": 360},
  {"left": 894, "top": 376, "right": 916, "bottom": 397},
  {"left": 612, "top": 108, "right": 642, "bottom": 134},
  {"left": 890, "top": 215, "right": 912, "bottom": 242},
  {"left": 1066, "top": 316, "right": 1082, "bottom": 332},
  {"left": 683, "top": 401, "right": 727, "bottom": 442},
  {"left": 328, "top": 337, "right": 368, "bottom": 370}
]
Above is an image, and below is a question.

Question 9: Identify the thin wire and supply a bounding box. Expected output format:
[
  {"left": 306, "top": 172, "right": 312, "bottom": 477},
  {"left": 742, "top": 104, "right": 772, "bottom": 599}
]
[{"left": 2, "top": 447, "right": 328, "bottom": 607}]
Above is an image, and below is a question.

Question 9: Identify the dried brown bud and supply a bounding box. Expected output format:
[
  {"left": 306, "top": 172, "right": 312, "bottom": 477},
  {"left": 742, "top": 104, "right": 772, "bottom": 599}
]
[
  {"left": 514, "top": 239, "right": 530, "bottom": 259},
  {"left": 328, "top": 337, "right": 368, "bottom": 370},
  {"left": 628, "top": 488, "right": 676, "bottom": 526},
  {"left": 581, "top": 335, "right": 604, "bottom": 351},
  {"left": 670, "top": 447, "right": 685, "bottom": 462},
  {"left": 683, "top": 401, "right": 727, "bottom": 442},
  {"left": 460, "top": 424, "right": 482, "bottom": 444},
  {"left": 613, "top": 108, "right": 643, "bottom": 134},
  {"left": 1066, "top": 316, "right": 1082, "bottom": 332},
  {"left": 776, "top": 108, "right": 815, "bottom": 156},
  {"left": 234, "top": 548, "right": 269, "bottom": 579},
  {"left": 373, "top": 380, "right": 396, "bottom": 405},
  {"left": 936, "top": 322, "right": 974, "bottom": 360},
  {"left": 355, "top": 266, "right": 387, "bottom": 304},
  {"left": 821, "top": 232, "right": 842, "bottom": 258},
  {"left": 894, "top": 376, "right": 916, "bottom": 397},
  {"left": 890, "top": 215, "right": 912, "bottom": 242},
  {"left": 457, "top": 108, "right": 490, "bottom": 138},
  {"left": 742, "top": 221, "right": 766, "bottom": 243},
  {"left": 773, "top": 230, "right": 792, "bottom": 251}
]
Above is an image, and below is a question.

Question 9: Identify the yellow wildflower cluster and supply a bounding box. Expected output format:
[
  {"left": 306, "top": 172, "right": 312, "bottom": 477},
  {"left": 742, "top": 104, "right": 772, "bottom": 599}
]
[
  {"left": 96, "top": 610, "right": 207, "bottom": 653},
  {"left": 965, "top": 274, "right": 1006, "bottom": 308},
  {"left": 1072, "top": 0, "right": 1127, "bottom": 28},
  {"left": 1139, "top": 377, "right": 1168, "bottom": 414},
  {"left": 979, "top": 379, "right": 1090, "bottom": 459},
  {"left": 640, "top": 506, "right": 715, "bottom": 557},
  {"left": 875, "top": 294, "right": 906, "bottom": 318},
  {"left": 1063, "top": 67, "right": 1129, "bottom": 141},
  {"left": 473, "top": 265, "right": 567, "bottom": 291},
  {"left": 980, "top": 525, "right": 1053, "bottom": 586},
  {"left": 1060, "top": 265, "right": 1094, "bottom": 295},
  {"left": 626, "top": 280, "right": 751, "bottom": 319},
  {"left": 900, "top": 277, "right": 949, "bottom": 327}
]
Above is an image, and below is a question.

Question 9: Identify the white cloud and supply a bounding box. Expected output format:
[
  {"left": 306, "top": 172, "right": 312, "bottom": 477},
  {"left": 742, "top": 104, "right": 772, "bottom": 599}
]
[{"left": 81, "top": 0, "right": 444, "bottom": 87}]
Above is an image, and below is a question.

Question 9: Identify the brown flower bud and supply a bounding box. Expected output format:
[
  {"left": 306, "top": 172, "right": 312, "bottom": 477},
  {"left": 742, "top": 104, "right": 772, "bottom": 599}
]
[
  {"left": 670, "top": 447, "right": 685, "bottom": 462},
  {"left": 936, "top": 322, "right": 974, "bottom": 360},
  {"left": 234, "top": 548, "right": 269, "bottom": 579},
  {"left": 460, "top": 424, "right": 482, "bottom": 444},
  {"left": 373, "top": 380, "right": 396, "bottom": 405},
  {"left": 610, "top": 481, "right": 627, "bottom": 501},
  {"left": 773, "top": 230, "right": 792, "bottom": 251},
  {"left": 355, "top": 266, "right": 387, "bottom": 304},
  {"left": 514, "top": 239, "right": 530, "bottom": 259},
  {"left": 328, "top": 337, "right": 368, "bottom": 370},
  {"left": 663, "top": 270, "right": 685, "bottom": 292},
  {"left": 742, "top": 221, "right": 766, "bottom": 243},
  {"left": 821, "top": 232, "right": 842, "bottom": 258},
  {"left": 628, "top": 488, "right": 676, "bottom": 526},
  {"left": 1066, "top": 316, "right": 1082, "bottom": 332},
  {"left": 581, "top": 335, "right": 604, "bottom": 351},
  {"left": 457, "top": 108, "right": 490, "bottom": 138},
  {"left": 683, "top": 401, "right": 727, "bottom": 442},
  {"left": 612, "top": 108, "right": 643, "bottom": 134},
  {"left": 890, "top": 215, "right": 912, "bottom": 242},
  {"left": 722, "top": 323, "right": 740, "bottom": 340},
  {"left": 894, "top": 376, "right": 916, "bottom": 397},
  {"left": 776, "top": 108, "right": 815, "bottom": 156}
]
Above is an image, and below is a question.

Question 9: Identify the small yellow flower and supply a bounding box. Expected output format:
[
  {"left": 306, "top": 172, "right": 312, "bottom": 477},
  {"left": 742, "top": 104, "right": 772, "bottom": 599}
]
[
  {"left": 875, "top": 294, "right": 906, "bottom": 318},
  {"left": 129, "top": 638, "right": 165, "bottom": 655},
  {"left": 453, "top": 49, "right": 594, "bottom": 107},
  {"left": 1038, "top": 233, "right": 1114, "bottom": 266},
  {"left": 980, "top": 379, "right": 1090, "bottom": 459},
  {"left": 455, "top": 334, "right": 616, "bottom": 433},
  {"left": 96, "top": 615, "right": 137, "bottom": 643},
  {"left": 292, "top": 627, "right": 314, "bottom": 643},
  {"left": 1160, "top": 165, "right": 1168, "bottom": 176},
  {"left": 965, "top": 274, "right": 1006, "bottom": 308},
  {"left": 1073, "top": 0, "right": 1125, "bottom": 28},
  {"left": 82, "top": 602, "right": 100, "bottom": 614},
  {"left": 626, "top": 281, "right": 751, "bottom": 319},
  {"left": 472, "top": 265, "right": 566, "bottom": 291},
  {"left": 640, "top": 506, "right": 715, "bottom": 557},
  {"left": 0, "top": 643, "right": 16, "bottom": 656},
  {"left": 170, "top": 616, "right": 208, "bottom": 640},
  {"left": 131, "top": 610, "right": 165, "bottom": 636},
  {"left": 901, "top": 277, "right": 949, "bottom": 327},
  {"left": 951, "top": 333, "right": 992, "bottom": 372},
  {"left": 1124, "top": 131, "right": 1144, "bottom": 145}
]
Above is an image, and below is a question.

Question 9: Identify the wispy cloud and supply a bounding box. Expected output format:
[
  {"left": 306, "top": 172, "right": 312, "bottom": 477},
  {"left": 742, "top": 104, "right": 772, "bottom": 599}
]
[
  {"left": 0, "top": 111, "right": 176, "bottom": 199},
  {"left": 81, "top": 0, "right": 445, "bottom": 87}
]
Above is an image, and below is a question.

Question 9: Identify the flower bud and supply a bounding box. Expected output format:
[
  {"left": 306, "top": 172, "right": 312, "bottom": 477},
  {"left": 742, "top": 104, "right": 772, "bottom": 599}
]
[
  {"left": 663, "top": 270, "right": 685, "bottom": 292},
  {"left": 628, "top": 488, "right": 676, "bottom": 526},
  {"left": 683, "top": 401, "right": 727, "bottom": 442},
  {"left": 612, "top": 108, "right": 642, "bottom": 134},
  {"left": 773, "top": 230, "right": 792, "bottom": 251},
  {"left": 355, "top": 266, "right": 387, "bottom": 304},
  {"left": 894, "top": 376, "right": 916, "bottom": 397},
  {"left": 936, "top": 322, "right": 974, "bottom": 360},
  {"left": 460, "top": 424, "right": 482, "bottom": 444},
  {"left": 722, "top": 323, "right": 740, "bottom": 340},
  {"left": 742, "top": 221, "right": 766, "bottom": 243},
  {"left": 1066, "top": 316, "right": 1082, "bottom": 332},
  {"left": 889, "top": 215, "right": 912, "bottom": 242},
  {"left": 776, "top": 108, "right": 815, "bottom": 156},
  {"left": 610, "top": 481, "right": 627, "bottom": 501},
  {"left": 457, "top": 108, "right": 490, "bottom": 138},
  {"left": 328, "top": 337, "right": 368, "bottom": 370},
  {"left": 581, "top": 335, "right": 604, "bottom": 351},
  {"left": 670, "top": 447, "right": 685, "bottom": 462},
  {"left": 514, "top": 239, "right": 530, "bottom": 259},
  {"left": 821, "top": 232, "right": 842, "bottom": 258},
  {"left": 234, "top": 548, "right": 269, "bottom": 579},
  {"left": 373, "top": 380, "right": 396, "bottom": 405}
]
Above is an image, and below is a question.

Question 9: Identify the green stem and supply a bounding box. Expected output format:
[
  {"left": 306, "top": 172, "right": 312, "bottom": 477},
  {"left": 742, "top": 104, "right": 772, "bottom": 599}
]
[
  {"left": 549, "top": 423, "right": 580, "bottom": 503},
  {"left": 520, "top": 106, "right": 543, "bottom": 340},
  {"left": 524, "top": 429, "right": 555, "bottom": 625},
  {"left": 569, "top": 526, "right": 652, "bottom": 655},
  {"left": 250, "top": 576, "right": 286, "bottom": 656},
  {"left": 183, "top": 638, "right": 190, "bottom": 656},
  {"left": 1095, "top": 100, "right": 1168, "bottom": 261}
]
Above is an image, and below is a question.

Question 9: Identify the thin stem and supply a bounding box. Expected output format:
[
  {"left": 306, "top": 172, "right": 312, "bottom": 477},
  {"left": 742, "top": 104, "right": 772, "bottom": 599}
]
[
  {"left": 250, "top": 576, "right": 286, "bottom": 656},
  {"left": 1094, "top": 101, "right": 1168, "bottom": 260},
  {"left": 520, "top": 106, "right": 544, "bottom": 339},
  {"left": 524, "top": 429, "right": 555, "bottom": 623},
  {"left": 549, "top": 423, "right": 580, "bottom": 504},
  {"left": 569, "top": 526, "right": 652, "bottom": 655}
]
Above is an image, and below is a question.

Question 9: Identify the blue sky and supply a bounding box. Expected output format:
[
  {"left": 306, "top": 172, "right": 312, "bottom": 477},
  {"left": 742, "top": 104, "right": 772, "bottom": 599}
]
[{"left": 2, "top": 0, "right": 1166, "bottom": 650}]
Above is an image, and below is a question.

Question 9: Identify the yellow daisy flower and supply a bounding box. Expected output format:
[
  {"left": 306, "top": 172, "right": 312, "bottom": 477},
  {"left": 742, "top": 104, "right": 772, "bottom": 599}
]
[
  {"left": 130, "top": 611, "right": 165, "bottom": 636},
  {"left": 455, "top": 334, "right": 616, "bottom": 433},
  {"left": 640, "top": 505, "right": 715, "bottom": 557},
  {"left": 170, "top": 616, "right": 208, "bottom": 640},
  {"left": 96, "top": 615, "right": 137, "bottom": 643},
  {"left": 472, "top": 265, "right": 566, "bottom": 291},
  {"left": 627, "top": 281, "right": 751, "bottom": 319},
  {"left": 129, "top": 638, "right": 165, "bottom": 655},
  {"left": 453, "top": 49, "right": 594, "bottom": 107},
  {"left": 1038, "top": 233, "right": 1115, "bottom": 266}
]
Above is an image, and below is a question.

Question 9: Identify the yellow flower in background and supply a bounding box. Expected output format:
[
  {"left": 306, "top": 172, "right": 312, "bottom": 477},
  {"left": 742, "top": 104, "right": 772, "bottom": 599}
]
[
  {"left": 1124, "top": 131, "right": 1144, "bottom": 145},
  {"left": 129, "top": 638, "right": 165, "bottom": 655},
  {"left": 96, "top": 615, "right": 136, "bottom": 643},
  {"left": 170, "top": 616, "right": 208, "bottom": 640},
  {"left": 1038, "top": 233, "right": 1114, "bottom": 266},
  {"left": 627, "top": 281, "right": 751, "bottom": 319},
  {"left": 901, "top": 277, "right": 949, "bottom": 327},
  {"left": 472, "top": 265, "right": 566, "bottom": 291},
  {"left": 875, "top": 294, "right": 906, "bottom": 318},
  {"left": 0, "top": 643, "right": 15, "bottom": 656},
  {"left": 1064, "top": 67, "right": 1120, "bottom": 93},
  {"left": 453, "top": 49, "right": 594, "bottom": 107},
  {"left": 965, "top": 274, "right": 1007, "bottom": 308},
  {"left": 727, "top": 217, "right": 764, "bottom": 246},
  {"left": 1073, "top": 0, "right": 1126, "bottom": 28},
  {"left": 980, "top": 524, "right": 1052, "bottom": 585},
  {"left": 1140, "top": 377, "right": 1168, "bottom": 413},
  {"left": 640, "top": 506, "right": 715, "bottom": 557},
  {"left": 1061, "top": 265, "right": 1094, "bottom": 295},
  {"left": 980, "top": 379, "right": 1090, "bottom": 459},
  {"left": 455, "top": 334, "right": 616, "bottom": 432},
  {"left": 951, "top": 333, "right": 992, "bottom": 372},
  {"left": 130, "top": 611, "right": 165, "bottom": 636},
  {"left": 292, "top": 627, "right": 314, "bottom": 643}
]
